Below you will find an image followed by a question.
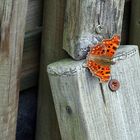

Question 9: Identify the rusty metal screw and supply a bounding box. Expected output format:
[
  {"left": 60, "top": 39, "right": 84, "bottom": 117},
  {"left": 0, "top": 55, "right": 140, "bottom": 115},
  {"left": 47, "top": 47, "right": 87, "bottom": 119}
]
[{"left": 108, "top": 79, "right": 120, "bottom": 92}]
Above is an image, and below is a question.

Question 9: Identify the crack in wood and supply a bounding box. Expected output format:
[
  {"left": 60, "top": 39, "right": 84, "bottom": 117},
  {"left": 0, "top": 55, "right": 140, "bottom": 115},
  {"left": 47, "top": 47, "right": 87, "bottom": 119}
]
[{"left": 99, "top": 82, "right": 106, "bottom": 105}]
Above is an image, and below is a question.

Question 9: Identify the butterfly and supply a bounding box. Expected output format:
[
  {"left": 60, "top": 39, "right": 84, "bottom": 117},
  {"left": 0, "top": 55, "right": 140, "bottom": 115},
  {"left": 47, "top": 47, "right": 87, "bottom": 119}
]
[{"left": 85, "top": 34, "right": 120, "bottom": 83}]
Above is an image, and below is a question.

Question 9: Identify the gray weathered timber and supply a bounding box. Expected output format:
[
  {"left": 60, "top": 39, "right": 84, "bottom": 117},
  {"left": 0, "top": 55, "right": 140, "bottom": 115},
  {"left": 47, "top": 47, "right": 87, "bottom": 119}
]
[
  {"left": 35, "top": 0, "right": 68, "bottom": 140},
  {"left": 48, "top": 45, "right": 140, "bottom": 140},
  {"left": 63, "top": 0, "right": 125, "bottom": 60},
  {"left": 0, "top": 0, "right": 28, "bottom": 139}
]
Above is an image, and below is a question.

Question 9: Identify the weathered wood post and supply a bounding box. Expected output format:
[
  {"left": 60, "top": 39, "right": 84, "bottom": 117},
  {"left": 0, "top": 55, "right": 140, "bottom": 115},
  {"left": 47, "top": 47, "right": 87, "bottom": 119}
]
[
  {"left": 63, "top": 0, "right": 125, "bottom": 60},
  {"left": 48, "top": 45, "right": 140, "bottom": 140},
  {"left": 35, "top": 0, "right": 67, "bottom": 140},
  {"left": 0, "top": 0, "right": 28, "bottom": 139},
  {"left": 47, "top": 0, "right": 140, "bottom": 139}
]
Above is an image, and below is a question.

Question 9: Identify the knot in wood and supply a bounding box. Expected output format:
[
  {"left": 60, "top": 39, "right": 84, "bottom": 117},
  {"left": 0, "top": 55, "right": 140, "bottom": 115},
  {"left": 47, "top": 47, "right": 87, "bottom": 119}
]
[
  {"left": 66, "top": 106, "right": 72, "bottom": 115},
  {"left": 95, "top": 25, "right": 105, "bottom": 34}
]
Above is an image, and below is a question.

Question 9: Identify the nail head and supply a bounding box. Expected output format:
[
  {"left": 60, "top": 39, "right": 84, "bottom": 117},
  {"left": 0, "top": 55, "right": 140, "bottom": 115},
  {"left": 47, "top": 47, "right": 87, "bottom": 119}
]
[{"left": 108, "top": 79, "right": 120, "bottom": 92}]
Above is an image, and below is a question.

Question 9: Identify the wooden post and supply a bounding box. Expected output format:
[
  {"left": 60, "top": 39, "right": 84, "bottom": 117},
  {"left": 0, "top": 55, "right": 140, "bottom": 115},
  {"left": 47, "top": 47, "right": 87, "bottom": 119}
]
[
  {"left": 63, "top": 0, "right": 125, "bottom": 60},
  {"left": 48, "top": 45, "right": 140, "bottom": 140},
  {"left": 0, "top": 0, "right": 28, "bottom": 139},
  {"left": 20, "top": 28, "right": 42, "bottom": 91},
  {"left": 38, "top": 0, "right": 126, "bottom": 139},
  {"left": 129, "top": 0, "right": 140, "bottom": 47},
  {"left": 35, "top": 0, "right": 68, "bottom": 140}
]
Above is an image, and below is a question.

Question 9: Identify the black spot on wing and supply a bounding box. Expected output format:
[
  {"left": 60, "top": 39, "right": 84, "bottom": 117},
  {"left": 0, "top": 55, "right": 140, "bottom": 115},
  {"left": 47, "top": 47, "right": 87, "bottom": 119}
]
[
  {"left": 106, "top": 71, "right": 110, "bottom": 74},
  {"left": 101, "top": 50, "right": 105, "bottom": 54},
  {"left": 113, "top": 46, "right": 117, "bottom": 50}
]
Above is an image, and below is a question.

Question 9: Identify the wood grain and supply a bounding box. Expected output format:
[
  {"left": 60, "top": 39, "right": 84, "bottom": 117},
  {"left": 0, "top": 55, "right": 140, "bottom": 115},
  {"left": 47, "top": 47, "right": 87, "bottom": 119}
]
[
  {"left": 20, "top": 0, "right": 43, "bottom": 91},
  {"left": 25, "top": 0, "right": 43, "bottom": 32},
  {"left": 63, "top": 0, "right": 125, "bottom": 60},
  {"left": 0, "top": 0, "right": 28, "bottom": 139},
  {"left": 48, "top": 45, "right": 140, "bottom": 140},
  {"left": 20, "top": 28, "right": 41, "bottom": 90},
  {"left": 35, "top": 0, "right": 68, "bottom": 140}
]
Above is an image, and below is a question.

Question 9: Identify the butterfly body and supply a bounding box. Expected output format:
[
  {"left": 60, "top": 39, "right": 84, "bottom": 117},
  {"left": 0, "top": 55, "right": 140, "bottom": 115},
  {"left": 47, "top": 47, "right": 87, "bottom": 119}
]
[
  {"left": 86, "top": 35, "right": 120, "bottom": 82},
  {"left": 88, "top": 55, "right": 114, "bottom": 66}
]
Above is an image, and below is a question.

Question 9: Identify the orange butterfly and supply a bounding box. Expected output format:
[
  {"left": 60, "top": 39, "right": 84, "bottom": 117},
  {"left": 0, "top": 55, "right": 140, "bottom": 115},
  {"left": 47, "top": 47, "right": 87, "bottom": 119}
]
[{"left": 86, "top": 34, "right": 120, "bottom": 83}]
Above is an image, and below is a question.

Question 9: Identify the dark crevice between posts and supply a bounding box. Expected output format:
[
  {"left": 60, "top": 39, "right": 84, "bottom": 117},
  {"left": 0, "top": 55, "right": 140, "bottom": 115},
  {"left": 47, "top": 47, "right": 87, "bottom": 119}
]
[{"left": 99, "top": 83, "right": 106, "bottom": 105}]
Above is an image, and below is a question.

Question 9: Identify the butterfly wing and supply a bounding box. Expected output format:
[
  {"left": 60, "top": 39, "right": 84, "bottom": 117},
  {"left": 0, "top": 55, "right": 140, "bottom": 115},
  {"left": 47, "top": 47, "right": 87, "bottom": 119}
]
[
  {"left": 88, "top": 44, "right": 106, "bottom": 56},
  {"left": 86, "top": 44, "right": 106, "bottom": 73},
  {"left": 86, "top": 44, "right": 111, "bottom": 82},
  {"left": 94, "top": 65, "right": 110, "bottom": 82},
  {"left": 102, "top": 34, "right": 120, "bottom": 58},
  {"left": 86, "top": 59, "right": 110, "bottom": 82},
  {"left": 86, "top": 35, "right": 120, "bottom": 82}
]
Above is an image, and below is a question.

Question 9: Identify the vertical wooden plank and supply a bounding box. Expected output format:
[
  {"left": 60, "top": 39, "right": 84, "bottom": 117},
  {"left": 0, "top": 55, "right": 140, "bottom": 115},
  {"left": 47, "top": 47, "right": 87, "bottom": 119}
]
[
  {"left": 63, "top": 0, "right": 125, "bottom": 60},
  {"left": 25, "top": 0, "right": 43, "bottom": 32},
  {"left": 20, "top": 29, "right": 42, "bottom": 91},
  {"left": 20, "top": 0, "right": 43, "bottom": 91},
  {"left": 35, "top": 0, "right": 68, "bottom": 140},
  {"left": 129, "top": 0, "right": 140, "bottom": 47},
  {"left": 121, "top": 0, "right": 131, "bottom": 44},
  {"left": 0, "top": 0, "right": 28, "bottom": 139},
  {"left": 48, "top": 45, "right": 140, "bottom": 140}
]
